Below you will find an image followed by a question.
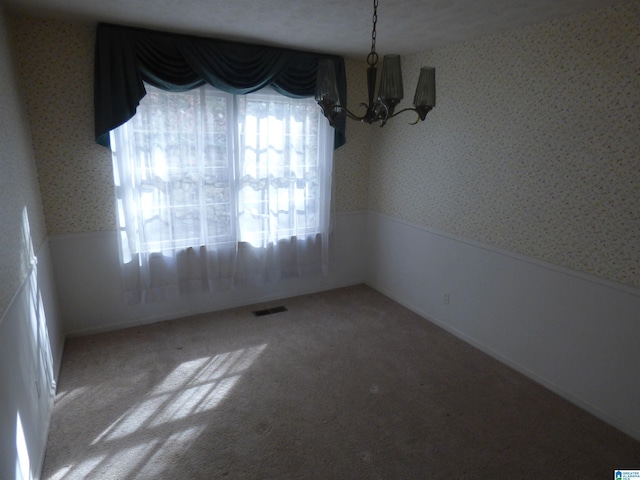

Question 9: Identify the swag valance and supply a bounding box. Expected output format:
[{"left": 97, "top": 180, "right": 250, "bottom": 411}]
[{"left": 94, "top": 23, "right": 347, "bottom": 148}]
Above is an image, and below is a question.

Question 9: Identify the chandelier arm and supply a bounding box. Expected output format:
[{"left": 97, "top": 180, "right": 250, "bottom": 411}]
[
  {"left": 387, "top": 106, "right": 434, "bottom": 123},
  {"left": 321, "top": 104, "right": 374, "bottom": 124},
  {"left": 338, "top": 104, "right": 374, "bottom": 122},
  {"left": 322, "top": 104, "right": 433, "bottom": 127},
  {"left": 376, "top": 102, "right": 390, "bottom": 127}
]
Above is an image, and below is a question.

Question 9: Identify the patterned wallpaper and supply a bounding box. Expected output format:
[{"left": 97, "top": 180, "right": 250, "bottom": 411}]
[
  {"left": 6, "top": 4, "right": 640, "bottom": 289},
  {"left": 368, "top": 2, "right": 640, "bottom": 288},
  {"left": 0, "top": 7, "right": 47, "bottom": 315},
  {"left": 9, "top": 15, "right": 121, "bottom": 234},
  {"left": 7, "top": 15, "right": 371, "bottom": 234},
  {"left": 332, "top": 58, "right": 371, "bottom": 213}
]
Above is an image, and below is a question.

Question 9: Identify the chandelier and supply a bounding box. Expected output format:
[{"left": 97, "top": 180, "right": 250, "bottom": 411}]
[{"left": 315, "top": 0, "right": 436, "bottom": 127}]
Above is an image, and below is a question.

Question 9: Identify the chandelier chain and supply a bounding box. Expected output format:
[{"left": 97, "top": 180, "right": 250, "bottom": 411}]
[{"left": 367, "top": 0, "right": 379, "bottom": 66}]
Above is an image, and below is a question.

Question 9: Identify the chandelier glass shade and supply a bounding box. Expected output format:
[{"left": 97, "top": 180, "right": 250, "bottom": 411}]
[{"left": 316, "top": 0, "right": 436, "bottom": 127}]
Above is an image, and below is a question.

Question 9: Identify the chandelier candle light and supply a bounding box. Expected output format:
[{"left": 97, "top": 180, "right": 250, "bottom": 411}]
[{"left": 316, "top": 0, "right": 436, "bottom": 127}]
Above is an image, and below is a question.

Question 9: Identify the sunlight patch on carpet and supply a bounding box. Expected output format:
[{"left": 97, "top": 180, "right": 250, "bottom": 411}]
[
  {"left": 46, "top": 344, "right": 268, "bottom": 479},
  {"left": 91, "top": 344, "right": 266, "bottom": 444}
]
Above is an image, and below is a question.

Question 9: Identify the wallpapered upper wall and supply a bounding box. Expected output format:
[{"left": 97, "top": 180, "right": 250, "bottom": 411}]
[
  {"left": 6, "top": 15, "right": 371, "bottom": 235},
  {"left": 8, "top": 16, "right": 116, "bottom": 235},
  {"left": 332, "top": 58, "right": 371, "bottom": 213},
  {"left": 0, "top": 7, "right": 47, "bottom": 316},
  {"left": 368, "top": 2, "right": 639, "bottom": 289},
  {"left": 7, "top": 5, "right": 639, "bottom": 288}
]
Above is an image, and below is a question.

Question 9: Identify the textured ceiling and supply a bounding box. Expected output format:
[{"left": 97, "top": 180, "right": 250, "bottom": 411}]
[{"left": 3, "top": 0, "right": 625, "bottom": 56}]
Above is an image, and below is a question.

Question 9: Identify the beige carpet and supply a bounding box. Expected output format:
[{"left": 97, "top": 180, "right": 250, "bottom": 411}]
[{"left": 42, "top": 285, "right": 639, "bottom": 479}]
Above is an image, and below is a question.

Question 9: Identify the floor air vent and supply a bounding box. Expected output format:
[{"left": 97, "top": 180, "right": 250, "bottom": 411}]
[{"left": 252, "top": 306, "right": 288, "bottom": 317}]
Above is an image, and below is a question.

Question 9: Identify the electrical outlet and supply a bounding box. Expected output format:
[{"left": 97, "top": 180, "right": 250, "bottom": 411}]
[{"left": 443, "top": 293, "right": 450, "bottom": 305}]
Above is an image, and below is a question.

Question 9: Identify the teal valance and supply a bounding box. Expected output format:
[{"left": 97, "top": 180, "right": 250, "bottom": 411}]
[{"left": 94, "top": 23, "right": 347, "bottom": 148}]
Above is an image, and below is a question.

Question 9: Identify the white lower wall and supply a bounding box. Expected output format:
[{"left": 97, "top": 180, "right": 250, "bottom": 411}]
[
  {"left": 0, "top": 239, "right": 64, "bottom": 480},
  {"left": 366, "top": 212, "right": 640, "bottom": 441},
  {"left": 49, "top": 211, "right": 368, "bottom": 336}
]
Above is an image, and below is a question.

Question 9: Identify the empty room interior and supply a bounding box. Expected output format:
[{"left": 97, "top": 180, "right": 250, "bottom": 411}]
[{"left": 1, "top": 0, "right": 639, "bottom": 478}]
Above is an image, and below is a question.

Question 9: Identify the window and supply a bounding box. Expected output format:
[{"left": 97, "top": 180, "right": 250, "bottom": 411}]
[{"left": 110, "top": 84, "right": 334, "bottom": 302}]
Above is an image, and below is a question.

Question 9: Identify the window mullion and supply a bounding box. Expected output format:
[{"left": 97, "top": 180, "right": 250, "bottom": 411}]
[
  {"left": 197, "top": 87, "right": 207, "bottom": 246},
  {"left": 259, "top": 104, "right": 268, "bottom": 245},
  {"left": 230, "top": 92, "right": 241, "bottom": 246},
  {"left": 286, "top": 103, "right": 296, "bottom": 237}
]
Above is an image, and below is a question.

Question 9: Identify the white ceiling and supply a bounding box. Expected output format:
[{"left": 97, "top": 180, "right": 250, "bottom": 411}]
[{"left": 3, "top": 0, "right": 625, "bottom": 57}]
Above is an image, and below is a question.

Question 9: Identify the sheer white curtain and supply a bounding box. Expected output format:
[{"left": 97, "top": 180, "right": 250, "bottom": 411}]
[{"left": 110, "top": 84, "right": 333, "bottom": 304}]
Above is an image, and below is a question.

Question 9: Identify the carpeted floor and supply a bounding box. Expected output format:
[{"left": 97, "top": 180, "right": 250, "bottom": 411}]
[{"left": 42, "top": 285, "right": 639, "bottom": 479}]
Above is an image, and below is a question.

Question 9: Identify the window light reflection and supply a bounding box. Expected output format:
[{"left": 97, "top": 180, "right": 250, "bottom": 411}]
[
  {"left": 91, "top": 344, "right": 265, "bottom": 442},
  {"left": 52, "top": 344, "right": 265, "bottom": 479},
  {"left": 91, "top": 345, "right": 264, "bottom": 445},
  {"left": 15, "top": 413, "right": 30, "bottom": 480}
]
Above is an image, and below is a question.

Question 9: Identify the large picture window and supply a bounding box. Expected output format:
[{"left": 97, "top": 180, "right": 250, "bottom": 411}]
[{"left": 110, "top": 84, "right": 333, "bottom": 303}]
